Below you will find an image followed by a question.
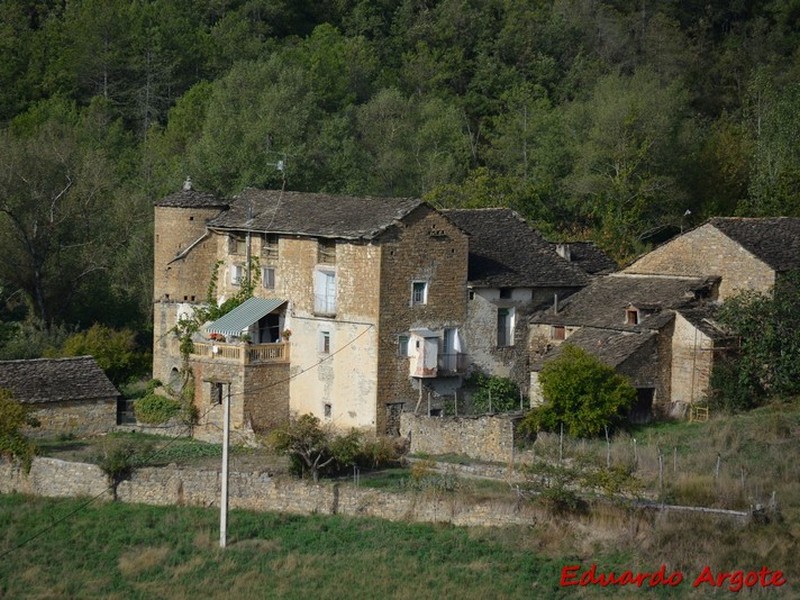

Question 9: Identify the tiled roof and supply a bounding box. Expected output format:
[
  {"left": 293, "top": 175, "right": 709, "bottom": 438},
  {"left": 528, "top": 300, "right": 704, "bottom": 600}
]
[
  {"left": 155, "top": 189, "right": 229, "bottom": 209},
  {"left": 207, "top": 189, "right": 424, "bottom": 240},
  {"left": 0, "top": 356, "right": 119, "bottom": 404},
  {"left": 555, "top": 242, "right": 617, "bottom": 275},
  {"left": 710, "top": 217, "right": 800, "bottom": 272},
  {"left": 533, "top": 328, "right": 656, "bottom": 371},
  {"left": 442, "top": 208, "right": 588, "bottom": 287},
  {"left": 531, "top": 273, "right": 718, "bottom": 330}
]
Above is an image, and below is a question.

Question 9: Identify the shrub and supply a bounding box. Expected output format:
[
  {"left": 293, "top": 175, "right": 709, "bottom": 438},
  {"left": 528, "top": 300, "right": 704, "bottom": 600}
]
[
  {"left": 523, "top": 345, "right": 636, "bottom": 437},
  {"left": 0, "top": 388, "right": 38, "bottom": 470},
  {"left": 470, "top": 373, "right": 520, "bottom": 413},
  {"left": 134, "top": 393, "right": 182, "bottom": 425}
]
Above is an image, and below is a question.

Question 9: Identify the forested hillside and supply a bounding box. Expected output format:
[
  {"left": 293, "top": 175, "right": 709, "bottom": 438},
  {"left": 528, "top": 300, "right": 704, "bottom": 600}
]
[{"left": 1, "top": 0, "right": 799, "bottom": 353}]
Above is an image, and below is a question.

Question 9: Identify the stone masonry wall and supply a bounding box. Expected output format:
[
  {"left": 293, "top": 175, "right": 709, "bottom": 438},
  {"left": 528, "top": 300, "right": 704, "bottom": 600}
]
[
  {"left": 400, "top": 413, "right": 517, "bottom": 464},
  {"left": 624, "top": 224, "right": 775, "bottom": 300},
  {"left": 0, "top": 457, "right": 544, "bottom": 528},
  {"left": 25, "top": 399, "right": 117, "bottom": 438},
  {"left": 377, "top": 206, "right": 469, "bottom": 433}
]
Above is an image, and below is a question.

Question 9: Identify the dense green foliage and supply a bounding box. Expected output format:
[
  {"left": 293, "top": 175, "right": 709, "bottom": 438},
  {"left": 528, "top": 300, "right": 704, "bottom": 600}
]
[
  {"left": 710, "top": 273, "right": 800, "bottom": 410},
  {"left": 2, "top": 1, "right": 800, "bottom": 356},
  {"left": 133, "top": 393, "right": 182, "bottom": 425},
  {"left": 469, "top": 373, "right": 521, "bottom": 413},
  {"left": 0, "top": 388, "right": 37, "bottom": 469},
  {"left": 47, "top": 324, "right": 149, "bottom": 385},
  {"left": 524, "top": 345, "right": 636, "bottom": 437}
]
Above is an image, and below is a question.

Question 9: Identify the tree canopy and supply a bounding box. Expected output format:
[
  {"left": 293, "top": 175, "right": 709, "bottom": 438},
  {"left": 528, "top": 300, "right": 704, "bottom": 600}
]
[{"left": 1, "top": 0, "right": 800, "bottom": 352}]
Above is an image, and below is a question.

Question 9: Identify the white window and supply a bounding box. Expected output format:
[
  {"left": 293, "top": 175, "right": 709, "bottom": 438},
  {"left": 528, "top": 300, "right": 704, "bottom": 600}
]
[
  {"left": 398, "top": 335, "right": 409, "bottom": 357},
  {"left": 411, "top": 281, "right": 428, "bottom": 306},
  {"left": 314, "top": 268, "right": 336, "bottom": 315},
  {"left": 262, "top": 266, "right": 276, "bottom": 289},
  {"left": 319, "top": 330, "right": 331, "bottom": 354},
  {"left": 230, "top": 264, "right": 244, "bottom": 286},
  {"left": 497, "top": 307, "right": 515, "bottom": 347}
]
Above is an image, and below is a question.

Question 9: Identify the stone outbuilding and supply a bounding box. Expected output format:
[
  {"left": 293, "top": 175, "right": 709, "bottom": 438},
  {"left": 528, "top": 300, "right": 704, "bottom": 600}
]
[
  {"left": 0, "top": 356, "right": 120, "bottom": 437},
  {"left": 529, "top": 273, "right": 729, "bottom": 420}
]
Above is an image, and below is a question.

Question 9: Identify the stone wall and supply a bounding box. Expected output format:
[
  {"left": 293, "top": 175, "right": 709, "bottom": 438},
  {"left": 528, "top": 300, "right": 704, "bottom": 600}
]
[
  {"left": 377, "top": 206, "right": 469, "bottom": 433},
  {"left": 669, "top": 313, "right": 715, "bottom": 413},
  {"left": 624, "top": 224, "right": 774, "bottom": 300},
  {"left": 400, "top": 413, "right": 517, "bottom": 463},
  {"left": 0, "top": 457, "right": 541, "bottom": 528},
  {"left": 25, "top": 399, "right": 117, "bottom": 439}
]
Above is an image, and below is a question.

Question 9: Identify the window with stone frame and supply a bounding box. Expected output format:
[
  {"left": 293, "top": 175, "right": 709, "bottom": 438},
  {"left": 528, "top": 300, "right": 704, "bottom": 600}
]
[
  {"left": 230, "top": 264, "right": 245, "bottom": 286},
  {"left": 497, "top": 307, "right": 515, "bottom": 347},
  {"left": 262, "top": 266, "right": 276, "bottom": 290},
  {"left": 551, "top": 325, "right": 566, "bottom": 341},
  {"left": 411, "top": 281, "right": 428, "bottom": 306},
  {"left": 228, "top": 234, "right": 246, "bottom": 255},
  {"left": 626, "top": 308, "right": 640, "bottom": 325}
]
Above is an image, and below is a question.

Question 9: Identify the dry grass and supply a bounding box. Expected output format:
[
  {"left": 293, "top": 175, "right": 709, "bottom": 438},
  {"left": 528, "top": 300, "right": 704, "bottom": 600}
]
[{"left": 117, "top": 545, "right": 171, "bottom": 577}]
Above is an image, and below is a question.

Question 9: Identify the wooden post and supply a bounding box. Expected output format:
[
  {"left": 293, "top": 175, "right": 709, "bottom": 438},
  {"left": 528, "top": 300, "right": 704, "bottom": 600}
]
[{"left": 605, "top": 426, "right": 611, "bottom": 468}]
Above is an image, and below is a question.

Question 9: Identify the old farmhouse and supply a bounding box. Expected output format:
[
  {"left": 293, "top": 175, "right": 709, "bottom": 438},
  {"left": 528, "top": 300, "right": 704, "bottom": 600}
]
[
  {"left": 0, "top": 356, "right": 120, "bottom": 437},
  {"left": 154, "top": 184, "right": 470, "bottom": 440}
]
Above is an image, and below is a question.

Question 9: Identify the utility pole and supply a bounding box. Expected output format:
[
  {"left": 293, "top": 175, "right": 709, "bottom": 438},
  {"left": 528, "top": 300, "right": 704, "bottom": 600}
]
[{"left": 220, "top": 383, "right": 230, "bottom": 548}]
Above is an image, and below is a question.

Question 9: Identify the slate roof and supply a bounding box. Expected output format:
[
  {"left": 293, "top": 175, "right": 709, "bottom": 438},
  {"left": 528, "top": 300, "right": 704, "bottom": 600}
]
[
  {"left": 0, "top": 356, "right": 119, "bottom": 404},
  {"left": 155, "top": 189, "right": 229, "bottom": 209},
  {"left": 555, "top": 242, "right": 617, "bottom": 275},
  {"left": 709, "top": 217, "right": 800, "bottom": 272},
  {"left": 531, "top": 273, "right": 718, "bottom": 331},
  {"left": 676, "top": 305, "right": 731, "bottom": 340},
  {"left": 532, "top": 328, "right": 656, "bottom": 371},
  {"left": 207, "top": 189, "right": 424, "bottom": 240},
  {"left": 442, "top": 208, "right": 589, "bottom": 287}
]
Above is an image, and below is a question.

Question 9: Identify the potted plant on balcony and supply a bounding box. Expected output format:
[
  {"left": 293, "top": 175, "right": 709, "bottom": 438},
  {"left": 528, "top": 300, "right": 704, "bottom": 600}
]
[
  {"left": 281, "top": 329, "right": 292, "bottom": 341},
  {"left": 240, "top": 333, "right": 252, "bottom": 344},
  {"left": 209, "top": 332, "right": 225, "bottom": 343}
]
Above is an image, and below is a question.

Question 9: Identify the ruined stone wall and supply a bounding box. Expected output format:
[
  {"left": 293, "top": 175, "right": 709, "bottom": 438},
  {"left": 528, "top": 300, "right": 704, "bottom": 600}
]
[
  {"left": 24, "top": 399, "right": 117, "bottom": 438},
  {"left": 669, "top": 313, "right": 714, "bottom": 413},
  {"left": 377, "top": 207, "right": 469, "bottom": 433},
  {"left": 399, "top": 413, "right": 516, "bottom": 464},
  {"left": 624, "top": 224, "right": 774, "bottom": 300}
]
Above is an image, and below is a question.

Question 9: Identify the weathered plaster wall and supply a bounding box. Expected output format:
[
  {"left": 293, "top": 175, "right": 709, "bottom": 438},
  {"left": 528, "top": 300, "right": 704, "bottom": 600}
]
[
  {"left": 669, "top": 313, "right": 714, "bottom": 414},
  {"left": 624, "top": 224, "right": 774, "bottom": 300}
]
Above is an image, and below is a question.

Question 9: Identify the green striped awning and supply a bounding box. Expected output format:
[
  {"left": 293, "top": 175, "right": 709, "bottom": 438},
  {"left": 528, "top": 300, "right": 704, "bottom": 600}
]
[{"left": 206, "top": 297, "right": 286, "bottom": 336}]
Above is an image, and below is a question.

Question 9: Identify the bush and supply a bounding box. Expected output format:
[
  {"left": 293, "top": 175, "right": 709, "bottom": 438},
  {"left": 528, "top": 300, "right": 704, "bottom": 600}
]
[
  {"left": 0, "top": 388, "right": 38, "bottom": 470},
  {"left": 134, "top": 393, "right": 182, "bottom": 425},
  {"left": 470, "top": 373, "right": 520, "bottom": 413},
  {"left": 523, "top": 345, "right": 635, "bottom": 437}
]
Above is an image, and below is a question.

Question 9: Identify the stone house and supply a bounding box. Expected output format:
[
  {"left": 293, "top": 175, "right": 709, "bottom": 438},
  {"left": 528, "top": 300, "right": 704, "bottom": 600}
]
[
  {"left": 624, "top": 217, "right": 800, "bottom": 300},
  {"left": 0, "top": 356, "right": 119, "bottom": 437},
  {"left": 529, "top": 273, "right": 729, "bottom": 420},
  {"left": 154, "top": 185, "right": 469, "bottom": 440},
  {"left": 442, "top": 208, "right": 594, "bottom": 396}
]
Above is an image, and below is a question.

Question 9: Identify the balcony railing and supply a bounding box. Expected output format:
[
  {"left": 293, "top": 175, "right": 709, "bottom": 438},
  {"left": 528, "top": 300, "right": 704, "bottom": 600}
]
[
  {"left": 437, "top": 352, "right": 468, "bottom": 374},
  {"left": 191, "top": 341, "right": 290, "bottom": 365}
]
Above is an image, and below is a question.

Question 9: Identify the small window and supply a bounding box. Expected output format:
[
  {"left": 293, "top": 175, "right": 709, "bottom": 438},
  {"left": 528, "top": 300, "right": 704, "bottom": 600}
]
[
  {"left": 411, "top": 281, "right": 428, "bottom": 306},
  {"left": 262, "top": 234, "right": 279, "bottom": 260},
  {"left": 319, "top": 330, "right": 331, "bottom": 354},
  {"left": 318, "top": 239, "right": 336, "bottom": 264},
  {"left": 499, "top": 288, "right": 512, "bottom": 299},
  {"left": 398, "top": 335, "right": 409, "bottom": 357},
  {"left": 230, "top": 264, "right": 245, "bottom": 286},
  {"left": 211, "top": 382, "right": 225, "bottom": 405},
  {"left": 263, "top": 266, "right": 276, "bottom": 289},
  {"left": 468, "top": 290, "right": 475, "bottom": 300},
  {"left": 626, "top": 309, "right": 639, "bottom": 325},
  {"left": 323, "top": 403, "right": 332, "bottom": 418},
  {"left": 228, "top": 235, "right": 246, "bottom": 255},
  {"left": 497, "top": 307, "right": 515, "bottom": 347},
  {"left": 551, "top": 326, "right": 566, "bottom": 341}
]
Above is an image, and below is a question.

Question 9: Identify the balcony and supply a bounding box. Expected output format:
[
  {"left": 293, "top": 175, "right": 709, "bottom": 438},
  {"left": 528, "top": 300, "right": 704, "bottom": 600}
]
[
  {"left": 437, "top": 352, "right": 468, "bottom": 375},
  {"left": 191, "top": 341, "right": 290, "bottom": 365}
]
